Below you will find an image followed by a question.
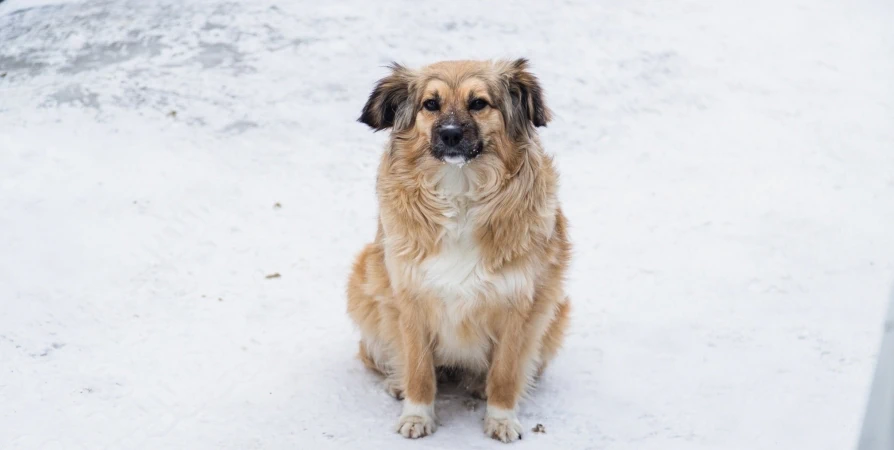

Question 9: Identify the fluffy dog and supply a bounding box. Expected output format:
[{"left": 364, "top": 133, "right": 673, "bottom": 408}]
[{"left": 347, "top": 59, "right": 571, "bottom": 443}]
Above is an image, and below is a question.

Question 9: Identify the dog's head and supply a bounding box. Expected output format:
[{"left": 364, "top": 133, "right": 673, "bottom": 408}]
[{"left": 358, "top": 59, "right": 551, "bottom": 165}]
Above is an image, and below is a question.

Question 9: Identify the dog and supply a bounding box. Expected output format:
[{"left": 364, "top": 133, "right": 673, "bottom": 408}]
[{"left": 347, "top": 59, "right": 571, "bottom": 443}]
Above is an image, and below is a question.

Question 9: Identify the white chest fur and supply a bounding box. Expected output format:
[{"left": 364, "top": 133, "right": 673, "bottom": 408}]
[
  {"left": 417, "top": 166, "right": 530, "bottom": 369},
  {"left": 420, "top": 166, "right": 496, "bottom": 301}
]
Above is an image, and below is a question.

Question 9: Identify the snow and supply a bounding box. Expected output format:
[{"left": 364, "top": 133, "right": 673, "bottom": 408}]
[
  {"left": 1, "top": 0, "right": 893, "bottom": 448},
  {"left": 858, "top": 287, "right": 894, "bottom": 449}
]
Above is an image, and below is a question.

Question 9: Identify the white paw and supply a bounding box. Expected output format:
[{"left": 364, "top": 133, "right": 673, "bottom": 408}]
[
  {"left": 395, "top": 401, "right": 436, "bottom": 439},
  {"left": 485, "top": 406, "right": 523, "bottom": 443}
]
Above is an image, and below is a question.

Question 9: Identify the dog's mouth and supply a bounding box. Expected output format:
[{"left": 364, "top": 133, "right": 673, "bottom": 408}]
[{"left": 434, "top": 141, "right": 484, "bottom": 165}]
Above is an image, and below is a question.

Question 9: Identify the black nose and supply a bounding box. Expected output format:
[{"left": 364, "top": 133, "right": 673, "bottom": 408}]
[{"left": 438, "top": 126, "right": 463, "bottom": 147}]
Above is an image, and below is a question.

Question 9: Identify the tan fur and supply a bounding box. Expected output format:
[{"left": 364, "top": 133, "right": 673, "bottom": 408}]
[{"left": 347, "top": 59, "right": 571, "bottom": 443}]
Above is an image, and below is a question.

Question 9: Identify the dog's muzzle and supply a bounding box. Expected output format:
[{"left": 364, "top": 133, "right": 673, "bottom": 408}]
[{"left": 432, "top": 121, "right": 481, "bottom": 164}]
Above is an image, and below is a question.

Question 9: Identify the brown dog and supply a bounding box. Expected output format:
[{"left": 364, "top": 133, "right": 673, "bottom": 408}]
[{"left": 347, "top": 59, "right": 571, "bottom": 443}]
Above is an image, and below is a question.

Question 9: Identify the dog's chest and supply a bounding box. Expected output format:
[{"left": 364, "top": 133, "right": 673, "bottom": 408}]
[
  {"left": 419, "top": 168, "right": 493, "bottom": 301},
  {"left": 421, "top": 209, "right": 486, "bottom": 298},
  {"left": 424, "top": 208, "right": 493, "bottom": 368},
  {"left": 418, "top": 168, "right": 502, "bottom": 368}
]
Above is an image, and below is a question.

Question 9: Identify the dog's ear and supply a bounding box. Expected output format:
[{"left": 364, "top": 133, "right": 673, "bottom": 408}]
[
  {"left": 498, "top": 58, "right": 552, "bottom": 136},
  {"left": 358, "top": 63, "right": 416, "bottom": 131}
]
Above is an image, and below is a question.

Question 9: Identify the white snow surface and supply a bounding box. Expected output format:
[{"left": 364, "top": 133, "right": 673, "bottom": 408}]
[{"left": 2, "top": 0, "right": 894, "bottom": 448}]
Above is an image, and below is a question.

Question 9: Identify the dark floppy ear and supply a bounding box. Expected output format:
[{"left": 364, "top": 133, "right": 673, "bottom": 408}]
[
  {"left": 358, "top": 63, "right": 415, "bottom": 131},
  {"left": 501, "top": 58, "right": 552, "bottom": 130}
]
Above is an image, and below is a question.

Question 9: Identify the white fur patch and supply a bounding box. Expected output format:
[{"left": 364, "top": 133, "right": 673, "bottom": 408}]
[
  {"left": 486, "top": 405, "right": 518, "bottom": 421},
  {"left": 401, "top": 400, "right": 435, "bottom": 418}
]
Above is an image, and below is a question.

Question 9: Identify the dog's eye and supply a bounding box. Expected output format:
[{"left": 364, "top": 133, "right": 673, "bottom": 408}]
[
  {"left": 423, "top": 99, "right": 440, "bottom": 112},
  {"left": 468, "top": 98, "right": 488, "bottom": 111}
]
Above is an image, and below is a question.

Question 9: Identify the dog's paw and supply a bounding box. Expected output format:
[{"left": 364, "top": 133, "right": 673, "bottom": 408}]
[
  {"left": 395, "top": 401, "right": 436, "bottom": 439},
  {"left": 386, "top": 385, "right": 405, "bottom": 400},
  {"left": 396, "top": 415, "right": 436, "bottom": 439},
  {"left": 384, "top": 378, "right": 404, "bottom": 400},
  {"left": 468, "top": 385, "right": 487, "bottom": 400},
  {"left": 485, "top": 406, "right": 523, "bottom": 443}
]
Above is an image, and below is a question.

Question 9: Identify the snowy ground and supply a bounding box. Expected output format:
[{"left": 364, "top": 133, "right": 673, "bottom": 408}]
[{"left": 2, "top": 0, "right": 893, "bottom": 448}]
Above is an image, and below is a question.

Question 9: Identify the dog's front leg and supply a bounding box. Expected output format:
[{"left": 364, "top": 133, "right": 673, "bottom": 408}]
[
  {"left": 395, "top": 303, "right": 437, "bottom": 439},
  {"left": 485, "top": 297, "right": 554, "bottom": 443},
  {"left": 484, "top": 311, "right": 528, "bottom": 443}
]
